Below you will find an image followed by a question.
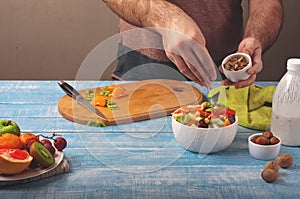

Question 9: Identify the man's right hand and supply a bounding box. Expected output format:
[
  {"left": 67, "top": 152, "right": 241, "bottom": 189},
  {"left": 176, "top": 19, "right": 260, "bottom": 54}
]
[
  {"left": 159, "top": 26, "right": 217, "bottom": 88},
  {"left": 104, "top": 0, "right": 217, "bottom": 87}
]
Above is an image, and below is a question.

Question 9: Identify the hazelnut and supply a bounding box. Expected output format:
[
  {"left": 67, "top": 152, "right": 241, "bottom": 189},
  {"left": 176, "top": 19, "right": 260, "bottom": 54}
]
[
  {"left": 261, "top": 169, "right": 278, "bottom": 183},
  {"left": 270, "top": 136, "right": 280, "bottom": 145},
  {"left": 254, "top": 136, "right": 270, "bottom": 145},
  {"left": 264, "top": 161, "right": 279, "bottom": 172},
  {"left": 276, "top": 154, "right": 294, "bottom": 168},
  {"left": 262, "top": 131, "right": 273, "bottom": 139}
]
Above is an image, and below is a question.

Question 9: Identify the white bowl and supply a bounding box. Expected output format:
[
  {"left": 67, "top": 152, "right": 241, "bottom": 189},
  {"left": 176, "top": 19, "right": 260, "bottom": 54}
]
[
  {"left": 221, "top": 52, "right": 252, "bottom": 82},
  {"left": 172, "top": 113, "right": 238, "bottom": 154},
  {"left": 248, "top": 133, "right": 281, "bottom": 160}
]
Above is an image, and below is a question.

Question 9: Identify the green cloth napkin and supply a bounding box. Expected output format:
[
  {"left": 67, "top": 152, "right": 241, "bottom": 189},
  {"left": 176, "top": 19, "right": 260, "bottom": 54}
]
[{"left": 208, "top": 84, "right": 276, "bottom": 130}]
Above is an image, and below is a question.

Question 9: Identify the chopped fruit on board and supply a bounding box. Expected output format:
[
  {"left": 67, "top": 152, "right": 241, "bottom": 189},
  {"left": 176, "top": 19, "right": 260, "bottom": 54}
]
[
  {"left": 93, "top": 96, "right": 106, "bottom": 107},
  {"left": 112, "top": 86, "right": 128, "bottom": 99},
  {"left": 86, "top": 84, "right": 128, "bottom": 110}
]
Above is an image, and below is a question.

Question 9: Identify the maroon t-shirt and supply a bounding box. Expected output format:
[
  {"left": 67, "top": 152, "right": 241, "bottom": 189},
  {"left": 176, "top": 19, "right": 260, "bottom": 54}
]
[{"left": 118, "top": 0, "right": 244, "bottom": 63}]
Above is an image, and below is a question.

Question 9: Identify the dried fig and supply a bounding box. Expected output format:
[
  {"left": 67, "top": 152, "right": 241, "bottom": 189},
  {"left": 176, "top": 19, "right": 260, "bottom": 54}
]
[
  {"left": 262, "top": 131, "right": 273, "bottom": 139},
  {"left": 255, "top": 136, "right": 270, "bottom": 145},
  {"left": 270, "top": 136, "right": 280, "bottom": 145}
]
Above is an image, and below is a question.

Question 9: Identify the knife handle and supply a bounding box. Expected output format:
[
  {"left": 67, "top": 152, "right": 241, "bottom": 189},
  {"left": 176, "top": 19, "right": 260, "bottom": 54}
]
[{"left": 58, "top": 81, "right": 81, "bottom": 99}]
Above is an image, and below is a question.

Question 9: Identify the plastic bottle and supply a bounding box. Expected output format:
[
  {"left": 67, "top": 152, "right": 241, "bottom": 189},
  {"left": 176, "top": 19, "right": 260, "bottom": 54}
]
[{"left": 271, "top": 58, "right": 300, "bottom": 146}]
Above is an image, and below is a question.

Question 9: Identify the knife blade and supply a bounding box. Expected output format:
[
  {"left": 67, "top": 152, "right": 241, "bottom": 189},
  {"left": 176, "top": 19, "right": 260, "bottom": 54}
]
[{"left": 58, "top": 81, "right": 107, "bottom": 121}]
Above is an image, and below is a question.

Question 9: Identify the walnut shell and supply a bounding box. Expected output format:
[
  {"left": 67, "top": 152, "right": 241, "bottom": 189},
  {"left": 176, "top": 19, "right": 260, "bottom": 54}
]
[
  {"left": 264, "top": 161, "right": 279, "bottom": 172},
  {"left": 261, "top": 169, "right": 278, "bottom": 183},
  {"left": 276, "top": 154, "right": 294, "bottom": 168}
]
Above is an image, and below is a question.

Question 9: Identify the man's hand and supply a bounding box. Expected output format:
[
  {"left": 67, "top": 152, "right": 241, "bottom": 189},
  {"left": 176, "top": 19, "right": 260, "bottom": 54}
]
[
  {"left": 103, "top": 0, "right": 217, "bottom": 88},
  {"left": 220, "top": 0, "right": 282, "bottom": 89},
  {"left": 221, "top": 0, "right": 283, "bottom": 89},
  {"left": 220, "top": 37, "right": 263, "bottom": 88},
  {"left": 148, "top": 2, "right": 217, "bottom": 88},
  {"left": 159, "top": 27, "right": 217, "bottom": 88}
]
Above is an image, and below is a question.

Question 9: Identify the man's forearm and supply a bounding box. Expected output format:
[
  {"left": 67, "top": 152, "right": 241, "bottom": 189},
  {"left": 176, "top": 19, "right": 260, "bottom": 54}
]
[
  {"left": 103, "top": 0, "right": 178, "bottom": 27},
  {"left": 103, "top": 0, "right": 206, "bottom": 45},
  {"left": 244, "top": 0, "right": 283, "bottom": 51},
  {"left": 103, "top": 0, "right": 194, "bottom": 30}
]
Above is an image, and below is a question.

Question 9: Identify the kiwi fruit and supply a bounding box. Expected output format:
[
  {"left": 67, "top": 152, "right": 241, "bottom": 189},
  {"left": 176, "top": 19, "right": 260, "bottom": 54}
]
[{"left": 30, "top": 142, "right": 55, "bottom": 168}]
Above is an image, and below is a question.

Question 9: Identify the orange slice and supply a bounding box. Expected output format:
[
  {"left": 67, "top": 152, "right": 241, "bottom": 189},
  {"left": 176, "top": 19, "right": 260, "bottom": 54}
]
[{"left": 93, "top": 96, "right": 107, "bottom": 107}]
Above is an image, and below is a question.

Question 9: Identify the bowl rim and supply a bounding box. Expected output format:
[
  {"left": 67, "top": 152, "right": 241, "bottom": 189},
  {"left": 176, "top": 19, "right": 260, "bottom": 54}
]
[
  {"left": 221, "top": 52, "right": 252, "bottom": 73},
  {"left": 248, "top": 133, "right": 281, "bottom": 148}
]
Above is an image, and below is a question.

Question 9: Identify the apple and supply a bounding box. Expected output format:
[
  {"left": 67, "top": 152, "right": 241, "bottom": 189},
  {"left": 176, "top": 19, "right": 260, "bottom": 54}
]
[{"left": 0, "top": 120, "right": 21, "bottom": 136}]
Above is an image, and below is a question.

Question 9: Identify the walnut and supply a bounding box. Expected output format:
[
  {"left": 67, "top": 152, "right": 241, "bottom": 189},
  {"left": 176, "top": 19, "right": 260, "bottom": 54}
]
[
  {"left": 264, "top": 161, "right": 279, "bottom": 172},
  {"left": 276, "top": 154, "right": 294, "bottom": 168},
  {"left": 261, "top": 169, "right": 278, "bottom": 183}
]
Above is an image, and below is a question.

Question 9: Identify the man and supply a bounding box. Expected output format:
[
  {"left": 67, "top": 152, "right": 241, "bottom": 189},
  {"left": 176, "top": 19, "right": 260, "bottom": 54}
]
[{"left": 103, "top": 0, "right": 283, "bottom": 88}]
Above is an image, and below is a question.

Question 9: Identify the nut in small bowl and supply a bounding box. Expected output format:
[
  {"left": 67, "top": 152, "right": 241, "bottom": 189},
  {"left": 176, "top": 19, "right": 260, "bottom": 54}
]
[
  {"left": 221, "top": 52, "right": 252, "bottom": 82},
  {"left": 248, "top": 132, "right": 281, "bottom": 160},
  {"left": 172, "top": 103, "right": 238, "bottom": 154}
]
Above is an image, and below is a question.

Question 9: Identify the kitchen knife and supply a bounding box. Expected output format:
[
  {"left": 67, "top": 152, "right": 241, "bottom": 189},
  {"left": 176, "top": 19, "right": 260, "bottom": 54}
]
[{"left": 58, "top": 81, "right": 107, "bottom": 121}]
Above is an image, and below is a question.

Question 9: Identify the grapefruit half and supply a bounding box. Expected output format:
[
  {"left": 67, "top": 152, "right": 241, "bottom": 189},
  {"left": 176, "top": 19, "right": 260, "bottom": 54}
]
[{"left": 0, "top": 149, "right": 33, "bottom": 175}]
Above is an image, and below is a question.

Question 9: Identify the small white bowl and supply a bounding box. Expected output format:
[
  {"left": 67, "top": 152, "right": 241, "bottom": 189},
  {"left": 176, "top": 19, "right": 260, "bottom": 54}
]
[
  {"left": 172, "top": 110, "right": 238, "bottom": 154},
  {"left": 248, "top": 133, "right": 281, "bottom": 160},
  {"left": 221, "top": 52, "right": 252, "bottom": 82}
]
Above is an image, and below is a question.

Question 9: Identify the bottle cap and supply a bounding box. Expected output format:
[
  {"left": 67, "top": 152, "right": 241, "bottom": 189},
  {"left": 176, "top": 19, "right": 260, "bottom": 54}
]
[{"left": 287, "top": 58, "right": 300, "bottom": 71}]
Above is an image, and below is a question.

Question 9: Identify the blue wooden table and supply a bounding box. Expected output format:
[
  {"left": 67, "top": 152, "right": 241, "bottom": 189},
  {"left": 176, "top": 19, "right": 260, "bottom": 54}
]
[{"left": 1, "top": 80, "right": 299, "bottom": 198}]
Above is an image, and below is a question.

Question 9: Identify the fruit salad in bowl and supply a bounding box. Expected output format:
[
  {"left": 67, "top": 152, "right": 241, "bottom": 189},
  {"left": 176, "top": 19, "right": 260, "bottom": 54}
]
[
  {"left": 172, "top": 102, "right": 236, "bottom": 128},
  {"left": 172, "top": 102, "right": 238, "bottom": 153}
]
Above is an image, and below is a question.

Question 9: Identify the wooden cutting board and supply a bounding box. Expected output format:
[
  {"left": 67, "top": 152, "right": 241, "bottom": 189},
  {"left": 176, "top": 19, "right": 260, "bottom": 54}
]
[{"left": 58, "top": 79, "right": 203, "bottom": 126}]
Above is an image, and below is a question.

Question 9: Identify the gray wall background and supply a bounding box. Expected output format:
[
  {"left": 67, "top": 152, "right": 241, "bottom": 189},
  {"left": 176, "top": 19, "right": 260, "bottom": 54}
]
[{"left": 0, "top": 0, "right": 299, "bottom": 81}]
